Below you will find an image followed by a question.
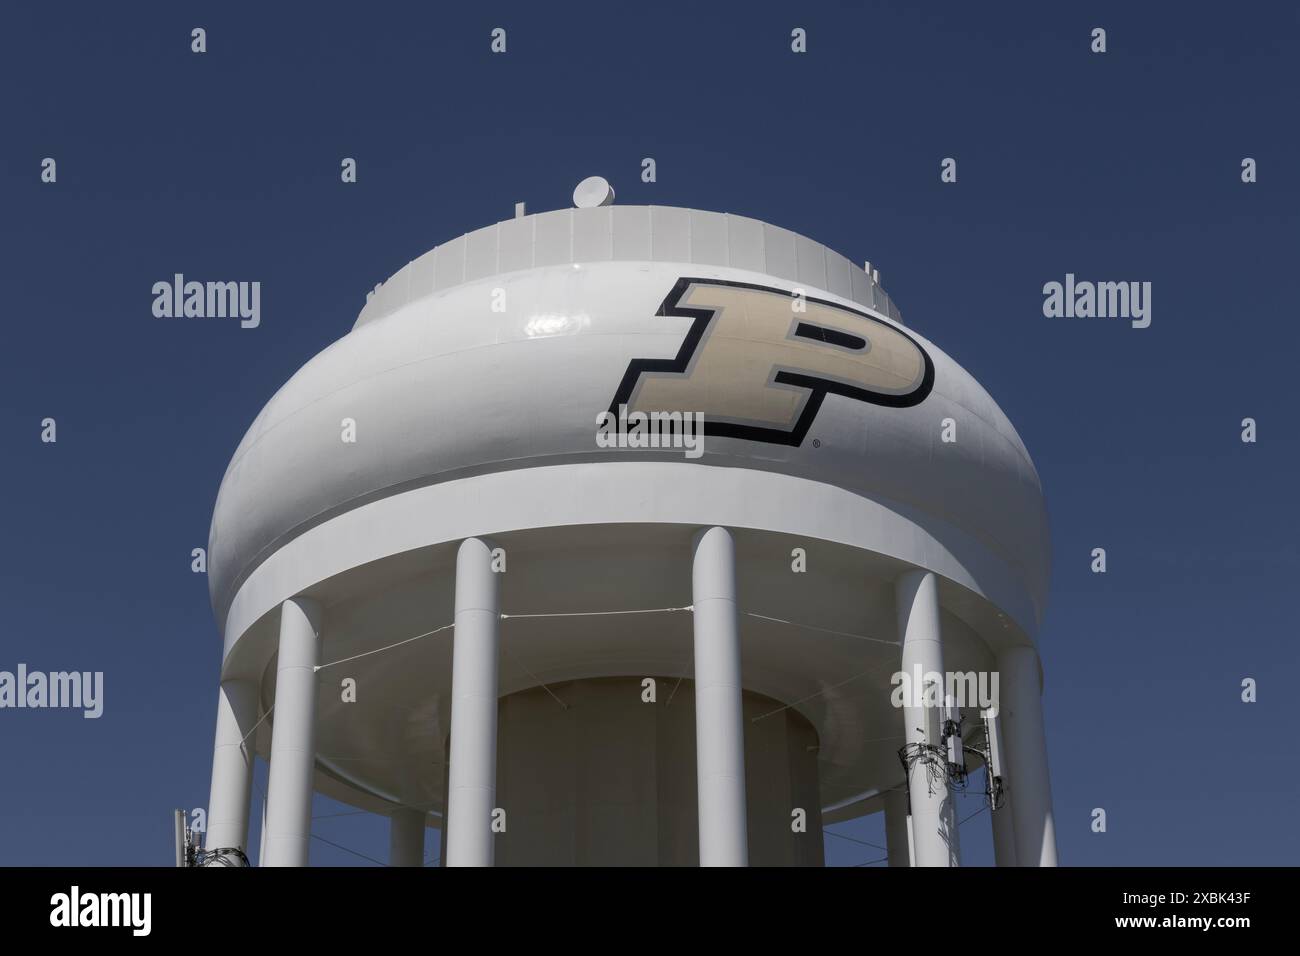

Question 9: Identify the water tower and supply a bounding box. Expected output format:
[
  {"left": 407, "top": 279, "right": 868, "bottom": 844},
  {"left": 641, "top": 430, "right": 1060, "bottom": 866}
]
[{"left": 201, "top": 178, "right": 1057, "bottom": 867}]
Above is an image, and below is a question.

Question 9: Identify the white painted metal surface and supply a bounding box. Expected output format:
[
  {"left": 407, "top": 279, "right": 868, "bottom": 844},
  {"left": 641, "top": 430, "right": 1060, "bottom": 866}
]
[
  {"left": 883, "top": 788, "right": 911, "bottom": 867},
  {"left": 444, "top": 538, "right": 500, "bottom": 867},
  {"left": 897, "top": 570, "right": 959, "bottom": 867},
  {"left": 202, "top": 197, "right": 1057, "bottom": 867},
  {"left": 209, "top": 259, "right": 1044, "bottom": 643},
  {"left": 572, "top": 175, "right": 615, "bottom": 208},
  {"left": 204, "top": 678, "right": 257, "bottom": 858},
  {"left": 691, "top": 527, "right": 748, "bottom": 867},
  {"left": 389, "top": 807, "right": 426, "bottom": 868},
  {"left": 263, "top": 597, "right": 321, "bottom": 867},
  {"left": 1000, "top": 646, "right": 1059, "bottom": 866},
  {"left": 992, "top": 792, "right": 1018, "bottom": 867}
]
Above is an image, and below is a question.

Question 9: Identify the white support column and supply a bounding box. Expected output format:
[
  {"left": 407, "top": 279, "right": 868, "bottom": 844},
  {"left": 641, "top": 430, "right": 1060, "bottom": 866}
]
[
  {"left": 691, "top": 526, "right": 748, "bottom": 867},
  {"left": 263, "top": 596, "right": 321, "bottom": 867},
  {"left": 204, "top": 678, "right": 258, "bottom": 864},
  {"left": 445, "top": 537, "right": 500, "bottom": 867},
  {"left": 258, "top": 793, "right": 269, "bottom": 866},
  {"left": 999, "top": 645, "right": 1058, "bottom": 866},
  {"left": 983, "top": 706, "right": 1017, "bottom": 867},
  {"left": 389, "top": 807, "right": 426, "bottom": 868},
  {"left": 991, "top": 799, "right": 1018, "bottom": 867},
  {"left": 896, "top": 569, "right": 959, "bottom": 867},
  {"left": 882, "top": 788, "right": 912, "bottom": 867}
]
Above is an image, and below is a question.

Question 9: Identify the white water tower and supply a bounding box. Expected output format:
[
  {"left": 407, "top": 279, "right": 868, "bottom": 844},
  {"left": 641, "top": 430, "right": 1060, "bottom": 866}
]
[{"left": 201, "top": 179, "right": 1057, "bottom": 867}]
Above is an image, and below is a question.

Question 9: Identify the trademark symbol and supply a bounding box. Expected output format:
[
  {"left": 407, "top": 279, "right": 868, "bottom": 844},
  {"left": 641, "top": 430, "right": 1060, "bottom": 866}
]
[{"left": 812, "top": 438, "right": 821, "bottom": 448}]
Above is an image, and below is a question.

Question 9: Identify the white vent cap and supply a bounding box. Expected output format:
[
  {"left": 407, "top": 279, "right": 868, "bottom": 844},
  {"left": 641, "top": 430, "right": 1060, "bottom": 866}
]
[{"left": 573, "top": 175, "right": 615, "bottom": 208}]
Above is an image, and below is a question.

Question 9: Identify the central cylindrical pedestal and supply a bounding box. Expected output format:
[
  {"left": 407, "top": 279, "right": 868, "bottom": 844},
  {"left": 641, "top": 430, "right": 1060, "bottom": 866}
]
[{"left": 491, "top": 677, "right": 823, "bottom": 866}]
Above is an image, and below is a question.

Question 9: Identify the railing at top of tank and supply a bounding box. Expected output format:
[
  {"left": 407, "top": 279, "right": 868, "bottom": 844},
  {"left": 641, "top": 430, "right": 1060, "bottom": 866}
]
[{"left": 353, "top": 206, "right": 901, "bottom": 330}]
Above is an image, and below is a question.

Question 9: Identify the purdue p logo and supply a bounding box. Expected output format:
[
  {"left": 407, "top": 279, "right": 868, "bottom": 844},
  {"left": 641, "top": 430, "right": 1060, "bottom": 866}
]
[{"left": 610, "top": 278, "right": 934, "bottom": 447}]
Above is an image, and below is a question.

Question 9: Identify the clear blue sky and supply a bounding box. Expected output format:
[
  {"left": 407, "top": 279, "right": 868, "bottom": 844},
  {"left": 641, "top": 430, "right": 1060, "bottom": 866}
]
[{"left": 1, "top": 1, "right": 1295, "bottom": 866}]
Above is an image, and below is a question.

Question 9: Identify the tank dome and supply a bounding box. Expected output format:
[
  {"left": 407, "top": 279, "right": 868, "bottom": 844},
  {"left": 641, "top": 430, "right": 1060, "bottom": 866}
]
[{"left": 209, "top": 205, "right": 1048, "bottom": 636}]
